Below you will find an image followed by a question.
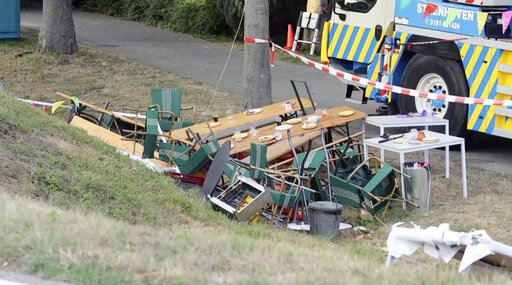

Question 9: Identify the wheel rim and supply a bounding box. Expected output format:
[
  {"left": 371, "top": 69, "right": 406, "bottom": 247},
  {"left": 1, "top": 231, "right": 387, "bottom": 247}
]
[{"left": 414, "top": 73, "right": 449, "bottom": 118}]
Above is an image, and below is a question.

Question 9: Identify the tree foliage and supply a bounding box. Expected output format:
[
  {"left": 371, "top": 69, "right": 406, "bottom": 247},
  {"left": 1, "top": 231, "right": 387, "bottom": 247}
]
[
  {"left": 82, "top": 0, "right": 225, "bottom": 35},
  {"left": 215, "top": 0, "right": 244, "bottom": 34},
  {"left": 81, "top": 0, "right": 307, "bottom": 38}
]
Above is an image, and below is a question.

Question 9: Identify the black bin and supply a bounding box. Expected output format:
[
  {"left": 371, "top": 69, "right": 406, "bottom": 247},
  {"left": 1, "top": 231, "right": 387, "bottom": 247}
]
[{"left": 309, "top": 201, "right": 343, "bottom": 238}]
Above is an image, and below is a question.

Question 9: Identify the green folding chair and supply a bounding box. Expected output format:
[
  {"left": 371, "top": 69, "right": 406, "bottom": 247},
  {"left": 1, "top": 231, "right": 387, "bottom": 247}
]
[
  {"left": 264, "top": 172, "right": 313, "bottom": 227},
  {"left": 220, "top": 143, "right": 269, "bottom": 186},
  {"left": 291, "top": 149, "right": 326, "bottom": 192},
  {"left": 142, "top": 105, "right": 160, "bottom": 159},
  {"left": 332, "top": 142, "right": 368, "bottom": 185},
  {"left": 151, "top": 88, "right": 196, "bottom": 131},
  {"left": 159, "top": 142, "right": 190, "bottom": 164},
  {"left": 161, "top": 140, "right": 220, "bottom": 175},
  {"left": 329, "top": 157, "right": 414, "bottom": 224},
  {"left": 247, "top": 143, "right": 268, "bottom": 181}
]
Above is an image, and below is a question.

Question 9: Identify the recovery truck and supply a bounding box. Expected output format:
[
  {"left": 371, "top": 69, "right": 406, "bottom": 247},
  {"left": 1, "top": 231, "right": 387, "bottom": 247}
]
[{"left": 321, "top": 0, "right": 512, "bottom": 138}]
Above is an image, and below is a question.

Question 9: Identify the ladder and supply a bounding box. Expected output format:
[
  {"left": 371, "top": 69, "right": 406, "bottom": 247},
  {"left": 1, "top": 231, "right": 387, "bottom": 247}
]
[{"left": 292, "top": 11, "right": 320, "bottom": 55}]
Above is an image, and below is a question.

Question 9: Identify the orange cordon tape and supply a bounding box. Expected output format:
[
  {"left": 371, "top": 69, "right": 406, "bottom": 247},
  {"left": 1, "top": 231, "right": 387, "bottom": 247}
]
[{"left": 244, "top": 36, "right": 512, "bottom": 107}]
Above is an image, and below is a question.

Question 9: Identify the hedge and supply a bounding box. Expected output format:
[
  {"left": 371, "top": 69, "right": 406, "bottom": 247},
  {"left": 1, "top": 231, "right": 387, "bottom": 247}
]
[{"left": 82, "top": 0, "right": 228, "bottom": 35}]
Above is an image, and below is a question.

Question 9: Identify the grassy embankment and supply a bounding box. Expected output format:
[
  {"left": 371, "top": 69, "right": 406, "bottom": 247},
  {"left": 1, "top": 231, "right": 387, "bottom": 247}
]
[{"left": 0, "top": 30, "right": 512, "bottom": 284}]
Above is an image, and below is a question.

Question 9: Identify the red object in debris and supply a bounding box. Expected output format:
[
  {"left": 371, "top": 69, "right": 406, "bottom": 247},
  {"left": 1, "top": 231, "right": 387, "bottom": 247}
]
[
  {"left": 284, "top": 24, "right": 295, "bottom": 50},
  {"left": 166, "top": 171, "right": 205, "bottom": 186}
]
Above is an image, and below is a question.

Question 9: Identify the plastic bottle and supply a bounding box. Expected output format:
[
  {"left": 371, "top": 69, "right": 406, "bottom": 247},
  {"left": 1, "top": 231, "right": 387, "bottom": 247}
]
[{"left": 426, "top": 99, "right": 433, "bottom": 119}]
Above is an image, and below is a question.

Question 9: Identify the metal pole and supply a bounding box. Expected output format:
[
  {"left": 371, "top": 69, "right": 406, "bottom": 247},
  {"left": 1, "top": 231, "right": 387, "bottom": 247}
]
[
  {"left": 286, "top": 129, "right": 310, "bottom": 225},
  {"left": 321, "top": 128, "right": 332, "bottom": 202}
]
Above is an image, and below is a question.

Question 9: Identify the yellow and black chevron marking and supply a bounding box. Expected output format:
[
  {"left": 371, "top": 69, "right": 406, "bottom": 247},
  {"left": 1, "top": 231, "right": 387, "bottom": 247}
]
[
  {"left": 366, "top": 53, "right": 383, "bottom": 99},
  {"left": 389, "top": 32, "right": 409, "bottom": 75},
  {"left": 496, "top": 50, "right": 512, "bottom": 131},
  {"left": 365, "top": 32, "right": 410, "bottom": 99},
  {"left": 458, "top": 42, "right": 505, "bottom": 134},
  {"left": 327, "top": 23, "right": 384, "bottom": 64}
]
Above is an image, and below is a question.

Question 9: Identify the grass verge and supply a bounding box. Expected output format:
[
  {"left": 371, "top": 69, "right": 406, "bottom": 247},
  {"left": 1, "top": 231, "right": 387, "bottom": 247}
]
[{"left": 0, "top": 29, "right": 241, "bottom": 122}]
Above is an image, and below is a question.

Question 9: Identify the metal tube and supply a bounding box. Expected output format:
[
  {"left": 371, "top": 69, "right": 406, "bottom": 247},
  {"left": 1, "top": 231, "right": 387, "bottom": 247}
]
[
  {"left": 321, "top": 128, "right": 332, "bottom": 202},
  {"left": 286, "top": 129, "right": 310, "bottom": 223}
]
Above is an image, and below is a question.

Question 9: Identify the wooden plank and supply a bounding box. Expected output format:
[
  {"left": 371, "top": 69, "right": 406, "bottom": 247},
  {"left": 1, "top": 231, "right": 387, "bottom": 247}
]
[
  {"left": 56, "top": 92, "right": 145, "bottom": 128},
  {"left": 171, "top": 98, "right": 315, "bottom": 141},
  {"left": 69, "top": 116, "right": 168, "bottom": 168}
]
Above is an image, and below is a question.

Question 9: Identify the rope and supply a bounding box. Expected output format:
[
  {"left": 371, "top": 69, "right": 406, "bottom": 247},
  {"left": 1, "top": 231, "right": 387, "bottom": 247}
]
[{"left": 196, "top": 1, "right": 247, "bottom": 123}]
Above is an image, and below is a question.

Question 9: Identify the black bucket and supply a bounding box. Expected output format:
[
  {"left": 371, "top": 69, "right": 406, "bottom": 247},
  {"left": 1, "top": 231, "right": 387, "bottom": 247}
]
[{"left": 309, "top": 201, "right": 343, "bottom": 238}]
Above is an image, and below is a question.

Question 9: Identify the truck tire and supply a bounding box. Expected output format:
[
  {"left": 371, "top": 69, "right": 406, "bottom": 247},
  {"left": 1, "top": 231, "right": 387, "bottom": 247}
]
[{"left": 399, "top": 54, "right": 468, "bottom": 136}]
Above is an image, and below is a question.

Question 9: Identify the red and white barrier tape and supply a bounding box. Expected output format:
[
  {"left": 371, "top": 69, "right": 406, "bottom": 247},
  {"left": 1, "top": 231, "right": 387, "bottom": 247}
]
[{"left": 244, "top": 36, "right": 512, "bottom": 107}]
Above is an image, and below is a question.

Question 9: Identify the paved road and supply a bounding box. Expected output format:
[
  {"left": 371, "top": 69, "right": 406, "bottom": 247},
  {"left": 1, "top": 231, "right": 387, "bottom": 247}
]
[{"left": 20, "top": 2, "right": 512, "bottom": 174}]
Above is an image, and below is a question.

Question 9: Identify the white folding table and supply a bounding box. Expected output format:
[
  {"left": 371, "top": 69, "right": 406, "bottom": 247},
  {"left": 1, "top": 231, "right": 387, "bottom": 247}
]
[
  {"left": 365, "top": 115, "right": 449, "bottom": 161},
  {"left": 363, "top": 130, "right": 468, "bottom": 207}
]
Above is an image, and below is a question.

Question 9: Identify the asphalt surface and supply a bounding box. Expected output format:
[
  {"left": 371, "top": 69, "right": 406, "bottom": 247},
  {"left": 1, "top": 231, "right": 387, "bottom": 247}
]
[{"left": 19, "top": 4, "right": 512, "bottom": 173}]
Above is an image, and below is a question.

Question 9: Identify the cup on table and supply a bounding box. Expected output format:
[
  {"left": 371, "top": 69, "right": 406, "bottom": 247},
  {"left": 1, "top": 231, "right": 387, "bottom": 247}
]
[
  {"left": 249, "top": 127, "right": 258, "bottom": 137},
  {"left": 403, "top": 133, "right": 411, "bottom": 144},
  {"left": 274, "top": 131, "right": 283, "bottom": 141},
  {"left": 283, "top": 102, "right": 293, "bottom": 111},
  {"left": 213, "top": 115, "right": 219, "bottom": 123},
  {"left": 321, "top": 108, "right": 328, "bottom": 118},
  {"left": 410, "top": 128, "right": 418, "bottom": 141},
  {"left": 226, "top": 109, "right": 233, "bottom": 120}
]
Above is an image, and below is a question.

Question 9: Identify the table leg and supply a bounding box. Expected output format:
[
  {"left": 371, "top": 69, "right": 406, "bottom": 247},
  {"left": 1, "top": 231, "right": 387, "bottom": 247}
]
[
  {"left": 364, "top": 143, "right": 369, "bottom": 162},
  {"left": 445, "top": 145, "right": 450, "bottom": 178},
  {"left": 400, "top": 152, "right": 406, "bottom": 209},
  {"left": 445, "top": 122, "right": 450, "bottom": 178},
  {"left": 362, "top": 120, "right": 366, "bottom": 141},
  {"left": 461, "top": 142, "right": 468, "bottom": 198},
  {"left": 380, "top": 127, "right": 385, "bottom": 161}
]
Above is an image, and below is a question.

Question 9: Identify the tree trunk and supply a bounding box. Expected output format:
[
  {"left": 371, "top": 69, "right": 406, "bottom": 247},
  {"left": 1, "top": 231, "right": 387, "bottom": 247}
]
[
  {"left": 317, "top": 0, "right": 333, "bottom": 53},
  {"left": 38, "top": 0, "right": 78, "bottom": 54},
  {"left": 306, "top": 0, "right": 332, "bottom": 54},
  {"left": 243, "top": 0, "right": 271, "bottom": 109},
  {"left": 307, "top": 0, "right": 322, "bottom": 14},
  {"left": 305, "top": 0, "right": 323, "bottom": 51}
]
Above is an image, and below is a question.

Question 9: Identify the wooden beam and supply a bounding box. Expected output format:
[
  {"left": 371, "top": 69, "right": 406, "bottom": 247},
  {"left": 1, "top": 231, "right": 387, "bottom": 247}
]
[
  {"left": 69, "top": 116, "right": 168, "bottom": 168},
  {"left": 56, "top": 92, "right": 145, "bottom": 128}
]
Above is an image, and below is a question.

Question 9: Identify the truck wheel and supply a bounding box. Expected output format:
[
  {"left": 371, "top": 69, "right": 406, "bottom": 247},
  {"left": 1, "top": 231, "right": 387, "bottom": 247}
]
[{"left": 399, "top": 54, "right": 468, "bottom": 136}]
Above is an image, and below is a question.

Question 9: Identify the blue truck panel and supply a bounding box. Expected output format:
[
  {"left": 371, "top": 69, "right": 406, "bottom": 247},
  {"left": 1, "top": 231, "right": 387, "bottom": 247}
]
[{"left": 395, "top": 0, "right": 483, "bottom": 37}]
